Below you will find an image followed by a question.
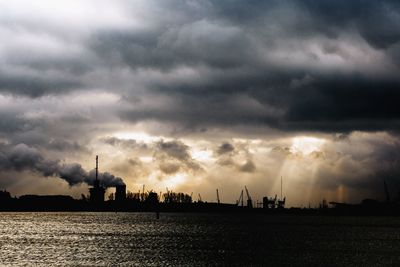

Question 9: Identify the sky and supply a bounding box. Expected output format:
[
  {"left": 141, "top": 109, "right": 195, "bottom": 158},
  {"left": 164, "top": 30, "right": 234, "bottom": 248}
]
[{"left": 1, "top": 0, "right": 400, "bottom": 207}]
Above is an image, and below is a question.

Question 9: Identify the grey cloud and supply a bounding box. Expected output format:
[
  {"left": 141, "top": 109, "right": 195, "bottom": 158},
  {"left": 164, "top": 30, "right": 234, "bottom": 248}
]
[
  {"left": 216, "top": 157, "right": 235, "bottom": 167},
  {"left": 217, "top": 142, "right": 235, "bottom": 155},
  {"left": 0, "top": 143, "right": 59, "bottom": 176},
  {"left": 102, "top": 137, "right": 203, "bottom": 175},
  {"left": 159, "top": 162, "right": 181, "bottom": 174},
  {"left": 110, "top": 157, "right": 150, "bottom": 182},
  {"left": 0, "top": 114, "right": 38, "bottom": 134},
  {"left": 239, "top": 159, "right": 256, "bottom": 173},
  {"left": 0, "top": 71, "right": 82, "bottom": 98},
  {"left": 155, "top": 140, "right": 202, "bottom": 174},
  {"left": 156, "top": 140, "right": 191, "bottom": 161},
  {"left": 46, "top": 138, "right": 87, "bottom": 152},
  {"left": 215, "top": 142, "right": 255, "bottom": 173},
  {"left": 102, "top": 137, "right": 148, "bottom": 150},
  {"left": 0, "top": 143, "right": 124, "bottom": 187},
  {"left": 271, "top": 146, "right": 291, "bottom": 156}
]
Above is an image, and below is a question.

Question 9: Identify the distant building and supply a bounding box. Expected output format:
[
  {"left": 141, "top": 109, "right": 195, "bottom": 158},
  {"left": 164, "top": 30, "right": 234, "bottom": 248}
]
[
  {"left": 115, "top": 184, "right": 126, "bottom": 202},
  {"left": 146, "top": 192, "right": 159, "bottom": 205}
]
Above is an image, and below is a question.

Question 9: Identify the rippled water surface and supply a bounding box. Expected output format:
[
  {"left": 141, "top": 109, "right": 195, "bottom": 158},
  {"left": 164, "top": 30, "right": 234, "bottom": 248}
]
[{"left": 1, "top": 212, "right": 400, "bottom": 266}]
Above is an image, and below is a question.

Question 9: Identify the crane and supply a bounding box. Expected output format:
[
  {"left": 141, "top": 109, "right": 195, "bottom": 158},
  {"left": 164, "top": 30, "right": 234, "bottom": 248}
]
[
  {"left": 236, "top": 190, "right": 244, "bottom": 206},
  {"left": 245, "top": 186, "right": 253, "bottom": 208}
]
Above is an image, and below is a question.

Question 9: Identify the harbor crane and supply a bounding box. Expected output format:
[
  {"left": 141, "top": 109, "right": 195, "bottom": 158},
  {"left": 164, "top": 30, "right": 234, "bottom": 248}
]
[
  {"left": 245, "top": 186, "right": 253, "bottom": 208},
  {"left": 236, "top": 190, "right": 244, "bottom": 206}
]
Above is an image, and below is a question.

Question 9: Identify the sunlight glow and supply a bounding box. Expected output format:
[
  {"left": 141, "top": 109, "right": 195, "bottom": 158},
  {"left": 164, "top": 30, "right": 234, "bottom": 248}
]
[
  {"left": 164, "top": 173, "right": 187, "bottom": 189},
  {"left": 139, "top": 156, "right": 153, "bottom": 163},
  {"left": 290, "top": 136, "right": 326, "bottom": 155},
  {"left": 114, "top": 132, "right": 161, "bottom": 143},
  {"left": 191, "top": 149, "right": 213, "bottom": 162}
]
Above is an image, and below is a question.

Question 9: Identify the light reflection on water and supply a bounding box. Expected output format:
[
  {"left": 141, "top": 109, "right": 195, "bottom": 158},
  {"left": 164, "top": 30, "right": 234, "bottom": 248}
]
[{"left": 0, "top": 212, "right": 400, "bottom": 266}]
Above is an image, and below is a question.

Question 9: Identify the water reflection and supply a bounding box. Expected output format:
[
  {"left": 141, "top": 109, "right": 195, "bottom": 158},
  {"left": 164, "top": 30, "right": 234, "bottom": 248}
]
[{"left": 0, "top": 213, "right": 400, "bottom": 266}]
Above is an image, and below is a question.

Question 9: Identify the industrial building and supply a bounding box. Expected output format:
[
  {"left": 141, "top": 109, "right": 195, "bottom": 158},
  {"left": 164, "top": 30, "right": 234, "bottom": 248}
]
[{"left": 115, "top": 184, "right": 126, "bottom": 202}]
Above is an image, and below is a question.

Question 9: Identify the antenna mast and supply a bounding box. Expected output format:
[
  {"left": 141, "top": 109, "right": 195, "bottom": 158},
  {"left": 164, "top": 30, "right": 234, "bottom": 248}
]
[{"left": 95, "top": 155, "right": 98, "bottom": 181}]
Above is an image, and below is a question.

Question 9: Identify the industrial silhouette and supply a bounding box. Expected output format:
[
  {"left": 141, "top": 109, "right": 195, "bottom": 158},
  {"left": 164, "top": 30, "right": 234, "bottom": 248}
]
[{"left": 1, "top": 156, "right": 399, "bottom": 215}]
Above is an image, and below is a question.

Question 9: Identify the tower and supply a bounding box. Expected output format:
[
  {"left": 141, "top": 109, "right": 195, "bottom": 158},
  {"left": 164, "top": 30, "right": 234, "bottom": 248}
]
[{"left": 89, "top": 155, "right": 105, "bottom": 203}]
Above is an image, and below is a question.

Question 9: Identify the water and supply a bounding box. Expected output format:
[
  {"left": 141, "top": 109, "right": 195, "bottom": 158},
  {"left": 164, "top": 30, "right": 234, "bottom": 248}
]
[{"left": 0, "top": 213, "right": 400, "bottom": 266}]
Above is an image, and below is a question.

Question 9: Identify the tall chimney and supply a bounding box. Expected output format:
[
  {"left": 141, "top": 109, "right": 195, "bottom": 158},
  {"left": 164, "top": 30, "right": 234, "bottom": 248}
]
[{"left": 95, "top": 155, "right": 98, "bottom": 182}]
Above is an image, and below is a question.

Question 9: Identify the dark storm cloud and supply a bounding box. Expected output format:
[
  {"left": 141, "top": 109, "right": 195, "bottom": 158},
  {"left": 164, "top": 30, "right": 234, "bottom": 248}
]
[
  {"left": 282, "top": 76, "right": 400, "bottom": 131},
  {"left": 300, "top": 0, "right": 400, "bottom": 49},
  {"left": 119, "top": 66, "right": 400, "bottom": 132},
  {"left": 102, "top": 0, "right": 400, "bottom": 132},
  {"left": 0, "top": 143, "right": 124, "bottom": 187},
  {"left": 212, "top": 0, "right": 400, "bottom": 48},
  {"left": 0, "top": 73, "right": 81, "bottom": 98},
  {"left": 1, "top": 1, "right": 400, "bottom": 132}
]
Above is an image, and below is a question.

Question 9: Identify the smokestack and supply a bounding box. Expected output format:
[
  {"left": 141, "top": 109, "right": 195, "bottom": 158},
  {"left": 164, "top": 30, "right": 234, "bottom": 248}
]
[{"left": 95, "top": 155, "right": 98, "bottom": 182}]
